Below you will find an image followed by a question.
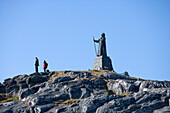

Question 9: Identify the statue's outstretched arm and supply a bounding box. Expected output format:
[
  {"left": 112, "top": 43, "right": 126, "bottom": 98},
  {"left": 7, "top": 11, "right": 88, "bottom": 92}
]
[{"left": 93, "top": 39, "right": 100, "bottom": 43}]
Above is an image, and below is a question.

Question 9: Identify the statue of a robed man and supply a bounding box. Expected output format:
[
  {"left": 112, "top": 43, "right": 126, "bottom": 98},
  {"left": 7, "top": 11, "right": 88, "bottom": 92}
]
[
  {"left": 93, "top": 33, "right": 107, "bottom": 57},
  {"left": 92, "top": 33, "right": 114, "bottom": 71}
]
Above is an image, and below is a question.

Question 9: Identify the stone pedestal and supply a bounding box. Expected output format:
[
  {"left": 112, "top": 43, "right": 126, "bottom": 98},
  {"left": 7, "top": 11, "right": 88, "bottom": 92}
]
[{"left": 93, "top": 56, "right": 113, "bottom": 71}]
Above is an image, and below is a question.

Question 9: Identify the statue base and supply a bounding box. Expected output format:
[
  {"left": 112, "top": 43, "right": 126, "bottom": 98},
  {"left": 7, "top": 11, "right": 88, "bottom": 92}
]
[{"left": 93, "top": 56, "right": 114, "bottom": 71}]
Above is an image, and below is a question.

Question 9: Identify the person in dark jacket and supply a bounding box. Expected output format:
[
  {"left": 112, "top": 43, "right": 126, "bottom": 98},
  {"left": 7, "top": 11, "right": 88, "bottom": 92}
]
[
  {"left": 35, "top": 57, "right": 39, "bottom": 73},
  {"left": 43, "top": 60, "right": 48, "bottom": 72}
]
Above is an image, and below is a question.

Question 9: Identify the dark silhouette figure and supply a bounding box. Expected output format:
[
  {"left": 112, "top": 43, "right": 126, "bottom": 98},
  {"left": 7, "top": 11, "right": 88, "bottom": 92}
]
[
  {"left": 93, "top": 33, "right": 107, "bottom": 57},
  {"left": 43, "top": 60, "right": 48, "bottom": 72},
  {"left": 35, "top": 57, "right": 39, "bottom": 73}
]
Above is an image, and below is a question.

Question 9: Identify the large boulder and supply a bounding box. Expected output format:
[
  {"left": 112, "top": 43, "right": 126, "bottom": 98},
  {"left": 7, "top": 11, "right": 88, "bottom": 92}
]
[
  {"left": 26, "top": 75, "right": 48, "bottom": 87},
  {"left": 107, "top": 80, "right": 139, "bottom": 94}
]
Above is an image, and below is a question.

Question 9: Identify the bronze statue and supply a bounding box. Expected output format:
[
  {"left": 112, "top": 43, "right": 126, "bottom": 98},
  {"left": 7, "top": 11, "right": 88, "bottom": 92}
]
[
  {"left": 93, "top": 33, "right": 107, "bottom": 57},
  {"left": 93, "top": 33, "right": 113, "bottom": 71}
]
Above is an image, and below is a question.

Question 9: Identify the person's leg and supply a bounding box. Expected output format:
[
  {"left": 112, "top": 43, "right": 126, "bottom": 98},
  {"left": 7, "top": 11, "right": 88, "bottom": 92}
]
[
  {"left": 35, "top": 66, "right": 37, "bottom": 73},
  {"left": 44, "top": 68, "right": 46, "bottom": 72},
  {"left": 36, "top": 66, "right": 38, "bottom": 73}
]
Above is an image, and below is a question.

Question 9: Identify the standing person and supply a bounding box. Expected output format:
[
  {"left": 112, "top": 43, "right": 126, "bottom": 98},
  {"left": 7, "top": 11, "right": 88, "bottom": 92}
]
[
  {"left": 43, "top": 60, "right": 48, "bottom": 72},
  {"left": 35, "top": 57, "right": 39, "bottom": 73}
]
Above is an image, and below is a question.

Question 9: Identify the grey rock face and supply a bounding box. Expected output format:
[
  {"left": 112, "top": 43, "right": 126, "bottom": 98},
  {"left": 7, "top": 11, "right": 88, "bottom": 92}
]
[
  {"left": 80, "top": 95, "right": 114, "bottom": 113},
  {"left": 80, "top": 88, "right": 91, "bottom": 98},
  {"left": 69, "top": 87, "right": 82, "bottom": 99},
  {"left": 107, "top": 79, "right": 139, "bottom": 94},
  {"left": 27, "top": 93, "right": 70, "bottom": 107},
  {"left": 26, "top": 74, "right": 48, "bottom": 87},
  {"left": 3, "top": 79, "right": 18, "bottom": 92},
  {"left": 139, "top": 80, "right": 170, "bottom": 92},
  {"left": 153, "top": 106, "right": 170, "bottom": 113},
  {"left": 34, "top": 104, "right": 58, "bottom": 113},
  {"left": 0, "top": 71, "right": 170, "bottom": 113},
  {"left": 104, "top": 73, "right": 131, "bottom": 80},
  {"left": 0, "top": 95, "right": 4, "bottom": 101},
  {"left": 134, "top": 101, "right": 166, "bottom": 113},
  {"left": 19, "top": 83, "right": 46, "bottom": 100},
  {"left": 0, "top": 83, "right": 5, "bottom": 93},
  {"left": 96, "top": 96, "right": 135, "bottom": 113},
  {"left": 52, "top": 76, "right": 71, "bottom": 83},
  {"left": 0, "top": 101, "right": 28, "bottom": 113},
  {"left": 2, "top": 73, "right": 50, "bottom": 97}
]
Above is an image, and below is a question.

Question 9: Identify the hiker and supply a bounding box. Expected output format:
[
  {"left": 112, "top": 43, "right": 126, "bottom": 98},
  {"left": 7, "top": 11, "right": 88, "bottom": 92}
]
[
  {"left": 43, "top": 60, "right": 48, "bottom": 72},
  {"left": 35, "top": 57, "right": 39, "bottom": 73}
]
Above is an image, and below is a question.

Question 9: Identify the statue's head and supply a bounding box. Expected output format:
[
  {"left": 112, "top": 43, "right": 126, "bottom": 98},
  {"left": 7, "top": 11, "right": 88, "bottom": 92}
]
[{"left": 101, "top": 33, "right": 105, "bottom": 37}]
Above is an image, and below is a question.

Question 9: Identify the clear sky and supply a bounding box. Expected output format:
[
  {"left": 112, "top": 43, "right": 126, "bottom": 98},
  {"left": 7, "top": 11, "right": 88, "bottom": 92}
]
[{"left": 0, "top": 0, "right": 170, "bottom": 83}]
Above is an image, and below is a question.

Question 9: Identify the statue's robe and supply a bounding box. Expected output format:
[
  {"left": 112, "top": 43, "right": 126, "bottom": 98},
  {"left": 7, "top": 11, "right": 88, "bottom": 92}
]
[{"left": 94, "top": 37, "right": 107, "bottom": 57}]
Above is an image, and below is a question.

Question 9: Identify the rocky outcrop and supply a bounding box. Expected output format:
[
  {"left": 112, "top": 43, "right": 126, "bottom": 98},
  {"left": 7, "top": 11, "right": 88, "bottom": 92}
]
[
  {"left": 0, "top": 101, "right": 29, "bottom": 113},
  {"left": 0, "top": 70, "right": 170, "bottom": 113},
  {"left": 154, "top": 106, "right": 170, "bottom": 113},
  {"left": 0, "top": 83, "right": 5, "bottom": 94}
]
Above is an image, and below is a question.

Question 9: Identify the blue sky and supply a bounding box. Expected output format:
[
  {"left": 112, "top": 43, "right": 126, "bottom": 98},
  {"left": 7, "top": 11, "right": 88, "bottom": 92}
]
[{"left": 0, "top": 0, "right": 170, "bottom": 83}]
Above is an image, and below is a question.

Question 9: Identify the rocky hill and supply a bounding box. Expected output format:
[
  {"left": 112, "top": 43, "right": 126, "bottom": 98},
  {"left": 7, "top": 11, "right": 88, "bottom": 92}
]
[{"left": 0, "top": 70, "right": 170, "bottom": 113}]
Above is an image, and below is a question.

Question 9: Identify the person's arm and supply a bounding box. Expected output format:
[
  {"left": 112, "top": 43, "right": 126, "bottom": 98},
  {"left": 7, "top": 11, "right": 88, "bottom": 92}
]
[
  {"left": 93, "top": 39, "right": 100, "bottom": 43},
  {"left": 35, "top": 60, "right": 38, "bottom": 65},
  {"left": 37, "top": 60, "right": 39, "bottom": 66}
]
